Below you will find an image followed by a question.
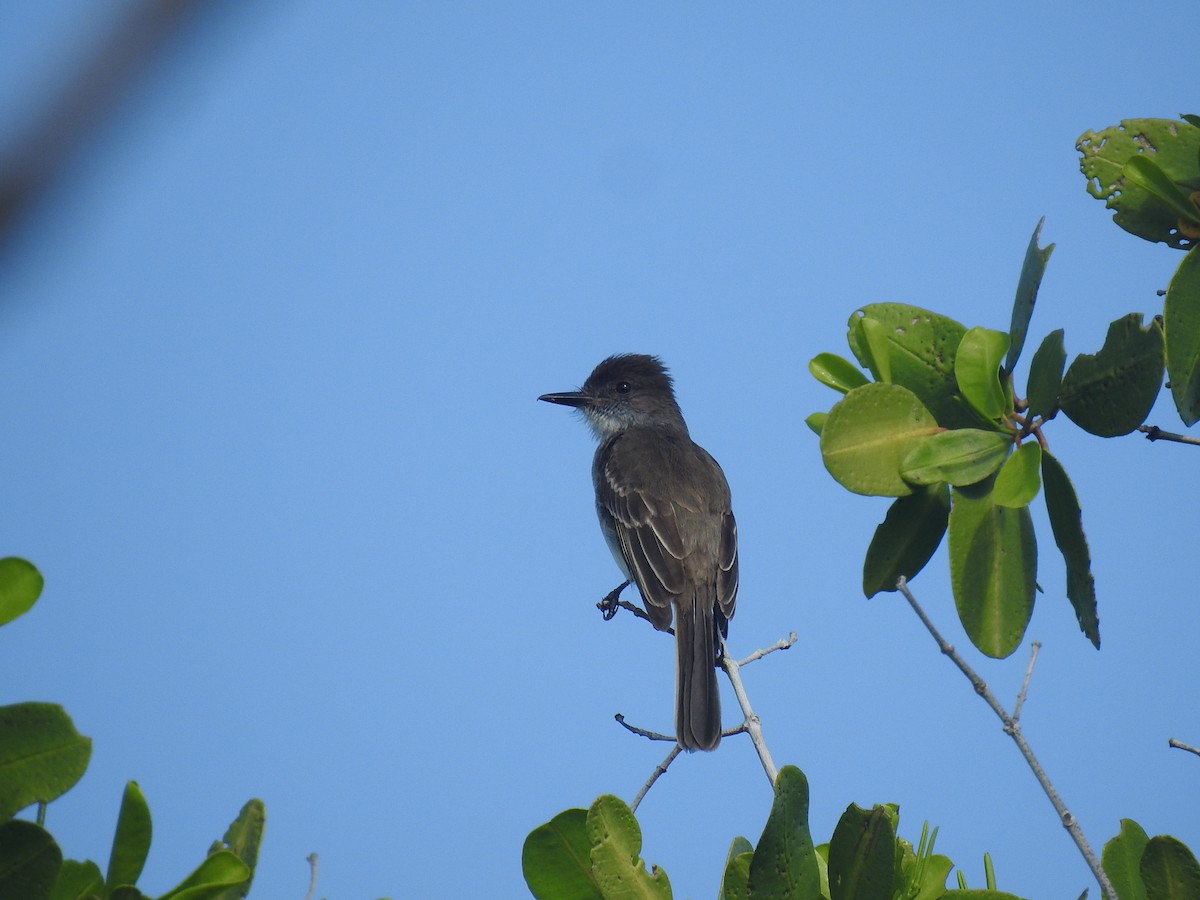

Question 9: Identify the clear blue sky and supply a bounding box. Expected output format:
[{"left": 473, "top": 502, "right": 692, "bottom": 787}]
[{"left": 2, "top": 3, "right": 1197, "bottom": 898}]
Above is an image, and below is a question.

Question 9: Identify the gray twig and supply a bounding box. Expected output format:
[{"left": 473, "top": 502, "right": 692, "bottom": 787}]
[
  {"left": 1012, "top": 641, "right": 1041, "bottom": 722},
  {"left": 1137, "top": 425, "right": 1200, "bottom": 446},
  {"left": 721, "top": 636, "right": 779, "bottom": 786},
  {"left": 1168, "top": 737, "right": 1200, "bottom": 757}
]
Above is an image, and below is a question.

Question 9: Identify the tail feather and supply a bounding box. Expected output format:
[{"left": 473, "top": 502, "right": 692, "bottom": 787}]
[{"left": 674, "top": 593, "right": 721, "bottom": 750}]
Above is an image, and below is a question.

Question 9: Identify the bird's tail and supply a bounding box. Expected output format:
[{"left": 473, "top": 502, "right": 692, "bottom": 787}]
[{"left": 675, "top": 592, "right": 721, "bottom": 751}]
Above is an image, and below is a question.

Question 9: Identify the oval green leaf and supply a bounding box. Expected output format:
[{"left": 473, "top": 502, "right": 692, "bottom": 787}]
[
  {"left": 0, "top": 820, "right": 62, "bottom": 899},
  {"left": 805, "top": 412, "right": 827, "bottom": 436},
  {"left": 847, "top": 304, "right": 974, "bottom": 427},
  {"left": 810, "top": 353, "right": 870, "bottom": 394},
  {"left": 955, "top": 327, "right": 1011, "bottom": 420},
  {"left": 1025, "top": 329, "right": 1066, "bottom": 419},
  {"left": 862, "top": 485, "right": 950, "bottom": 598},
  {"left": 1078, "top": 117, "right": 1200, "bottom": 249},
  {"left": 827, "top": 805, "right": 895, "bottom": 900},
  {"left": 0, "top": 558, "right": 44, "bottom": 627},
  {"left": 1042, "top": 452, "right": 1099, "bottom": 648},
  {"left": 106, "top": 781, "right": 152, "bottom": 892},
  {"left": 0, "top": 702, "right": 92, "bottom": 819},
  {"left": 1059, "top": 313, "right": 1164, "bottom": 437},
  {"left": 1102, "top": 819, "right": 1149, "bottom": 900},
  {"left": 900, "top": 429, "right": 1011, "bottom": 487},
  {"left": 522, "top": 809, "right": 602, "bottom": 900},
  {"left": 992, "top": 442, "right": 1042, "bottom": 508},
  {"left": 1141, "top": 836, "right": 1200, "bottom": 900},
  {"left": 1164, "top": 244, "right": 1200, "bottom": 425},
  {"left": 948, "top": 484, "right": 1036, "bottom": 659},
  {"left": 586, "top": 795, "right": 671, "bottom": 898},
  {"left": 821, "top": 384, "right": 940, "bottom": 497}
]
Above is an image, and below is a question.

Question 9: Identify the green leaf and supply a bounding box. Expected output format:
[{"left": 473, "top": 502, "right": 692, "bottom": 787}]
[
  {"left": 948, "top": 483, "right": 1036, "bottom": 659},
  {"left": 955, "top": 327, "right": 1011, "bottom": 420},
  {"left": 105, "top": 781, "right": 152, "bottom": 893},
  {"left": 828, "top": 805, "right": 896, "bottom": 900},
  {"left": 586, "top": 795, "right": 671, "bottom": 898},
  {"left": 748, "top": 766, "right": 821, "bottom": 899},
  {"left": 1164, "top": 245, "right": 1200, "bottom": 425},
  {"left": 207, "top": 799, "right": 264, "bottom": 900},
  {"left": 820, "top": 384, "right": 940, "bottom": 497},
  {"left": 720, "top": 839, "right": 754, "bottom": 900},
  {"left": 0, "top": 820, "right": 62, "bottom": 900},
  {"left": 992, "top": 442, "right": 1041, "bottom": 508},
  {"left": 1041, "top": 452, "right": 1100, "bottom": 648},
  {"left": 1025, "top": 330, "right": 1066, "bottom": 419},
  {"left": 1141, "top": 836, "right": 1200, "bottom": 900},
  {"left": 50, "top": 858, "right": 104, "bottom": 900},
  {"left": 1122, "top": 157, "right": 1200, "bottom": 226},
  {"left": 862, "top": 485, "right": 950, "bottom": 598},
  {"left": 805, "top": 412, "right": 827, "bottom": 436},
  {"left": 157, "top": 850, "right": 250, "bottom": 900},
  {"left": 522, "top": 809, "right": 602, "bottom": 900},
  {"left": 0, "top": 703, "right": 92, "bottom": 819},
  {"left": 1102, "top": 819, "right": 1149, "bottom": 900},
  {"left": 900, "top": 429, "right": 1011, "bottom": 487},
  {"left": 0, "top": 558, "right": 44, "bottom": 627},
  {"left": 1005, "top": 218, "right": 1055, "bottom": 375},
  {"left": 938, "top": 891, "right": 1025, "bottom": 899},
  {"left": 1078, "top": 118, "right": 1200, "bottom": 249},
  {"left": 1059, "top": 313, "right": 1164, "bottom": 437},
  {"left": 810, "top": 353, "right": 871, "bottom": 394},
  {"left": 847, "top": 304, "right": 975, "bottom": 427}
]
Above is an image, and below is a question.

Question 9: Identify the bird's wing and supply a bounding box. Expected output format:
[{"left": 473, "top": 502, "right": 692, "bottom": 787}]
[{"left": 717, "top": 510, "right": 738, "bottom": 625}]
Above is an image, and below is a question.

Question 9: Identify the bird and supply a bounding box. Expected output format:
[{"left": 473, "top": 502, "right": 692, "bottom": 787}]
[{"left": 539, "top": 354, "right": 738, "bottom": 750}]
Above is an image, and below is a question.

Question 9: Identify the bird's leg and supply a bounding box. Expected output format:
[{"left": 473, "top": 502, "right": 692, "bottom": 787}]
[{"left": 597, "top": 580, "right": 631, "bottom": 620}]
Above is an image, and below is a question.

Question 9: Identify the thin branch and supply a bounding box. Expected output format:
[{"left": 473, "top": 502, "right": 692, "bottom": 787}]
[
  {"left": 1012, "top": 641, "right": 1041, "bottom": 722},
  {"left": 1168, "top": 737, "right": 1200, "bottom": 757},
  {"left": 304, "top": 853, "right": 318, "bottom": 900},
  {"left": 614, "top": 714, "right": 675, "bottom": 743},
  {"left": 630, "top": 745, "right": 683, "bottom": 814},
  {"left": 737, "top": 631, "right": 797, "bottom": 666},
  {"left": 895, "top": 578, "right": 1115, "bottom": 900},
  {"left": 721, "top": 637, "right": 779, "bottom": 786},
  {"left": 1137, "top": 425, "right": 1200, "bottom": 446}
]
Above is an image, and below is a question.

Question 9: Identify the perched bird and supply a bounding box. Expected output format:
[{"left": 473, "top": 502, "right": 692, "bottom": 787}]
[{"left": 539, "top": 354, "right": 738, "bottom": 750}]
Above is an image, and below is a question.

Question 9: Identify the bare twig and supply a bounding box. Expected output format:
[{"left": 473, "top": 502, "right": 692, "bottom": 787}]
[
  {"left": 1137, "top": 425, "right": 1200, "bottom": 446},
  {"left": 895, "top": 578, "right": 1115, "bottom": 900},
  {"left": 1012, "top": 641, "right": 1041, "bottom": 722},
  {"left": 304, "top": 853, "right": 318, "bottom": 900},
  {"left": 1169, "top": 737, "right": 1200, "bottom": 757},
  {"left": 614, "top": 714, "right": 674, "bottom": 743},
  {"left": 737, "top": 631, "right": 797, "bottom": 666},
  {"left": 721, "top": 637, "right": 779, "bottom": 786},
  {"left": 630, "top": 744, "right": 683, "bottom": 813}
]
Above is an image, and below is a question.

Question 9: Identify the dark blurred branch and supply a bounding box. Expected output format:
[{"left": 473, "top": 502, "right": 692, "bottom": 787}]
[
  {"left": 1137, "top": 425, "right": 1200, "bottom": 446},
  {"left": 0, "top": 1, "right": 224, "bottom": 256}
]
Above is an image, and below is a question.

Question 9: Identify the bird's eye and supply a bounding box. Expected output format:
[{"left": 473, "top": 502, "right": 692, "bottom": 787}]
[{"left": 615, "top": 381, "right": 632, "bottom": 394}]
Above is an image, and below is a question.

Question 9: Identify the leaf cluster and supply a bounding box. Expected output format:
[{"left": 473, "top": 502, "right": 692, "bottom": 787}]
[{"left": 0, "top": 559, "right": 265, "bottom": 900}]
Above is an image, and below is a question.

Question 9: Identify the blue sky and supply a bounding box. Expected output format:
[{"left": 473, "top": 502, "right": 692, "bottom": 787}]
[{"left": 2, "top": 3, "right": 1197, "bottom": 898}]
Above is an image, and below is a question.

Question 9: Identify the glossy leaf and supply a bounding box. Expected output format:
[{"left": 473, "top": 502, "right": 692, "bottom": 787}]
[
  {"left": 900, "top": 429, "right": 1011, "bottom": 487},
  {"left": 1164, "top": 244, "right": 1200, "bottom": 425},
  {"left": 862, "top": 484, "right": 950, "bottom": 598},
  {"left": 1025, "top": 329, "right": 1066, "bottom": 419},
  {"left": 810, "top": 353, "right": 871, "bottom": 394},
  {"left": 720, "top": 838, "right": 754, "bottom": 900},
  {"left": 50, "top": 858, "right": 104, "bottom": 900},
  {"left": 956, "top": 328, "right": 1011, "bottom": 420},
  {"left": 820, "top": 384, "right": 940, "bottom": 497},
  {"left": 1005, "top": 218, "right": 1055, "bottom": 374},
  {"left": 992, "top": 442, "right": 1041, "bottom": 509},
  {"left": 1141, "top": 836, "right": 1200, "bottom": 900},
  {"left": 748, "top": 766, "right": 820, "bottom": 898},
  {"left": 948, "top": 484, "right": 1036, "bottom": 659},
  {"left": 106, "top": 781, "right": 152, "bottom": 893},
  {"left": 208, "top": 799, "right": 264, "bottom": 900},
  {"left": 1122, "top": 156, "right": 1200, "bottom": 226},
  {"left": 0, "top": 702, "right": 92, "bottom": 819},
  {"left": 1078, "top": 117, "right": 1200, "bottom": 249},
  {"left": 847, "top": 304, "right": 976, "bottom": 426},
  {"left": 855, "top": 316, "right": 894, "bottom": 384},
  {"left": 1041, "top": 452, "right": 1100, "bottom": 648},
  {"left": 805, "top": 412, "right": 827, "bottom": 436},
  {"left": 157, "top": 850, "right": 250, "bottom": 900},
  {"left": 522, "top": 808, "right": 602, "bottom": 900},
  {"left": 1102, "top": 819, "right": 1149, "bottom": 900},
  {"left": 586, "top": 795, "right": 671, "bottom": 898},
  {"left": 0, "top": 557, "right": 44, "bottom": 627},
  {"left": 1059, "top": 313, "right": 1164, "bottom": 437},
  {"left": 828, "top": 804, "right": 895, "bottom": 900},
  {"left": 0, "top": 820, "right": 62, "bottom": 900}
]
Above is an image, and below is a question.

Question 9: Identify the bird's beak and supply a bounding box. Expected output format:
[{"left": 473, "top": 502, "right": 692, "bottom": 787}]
[{"left": 538, "top": 390, "right": 590, "bottom": 408}]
